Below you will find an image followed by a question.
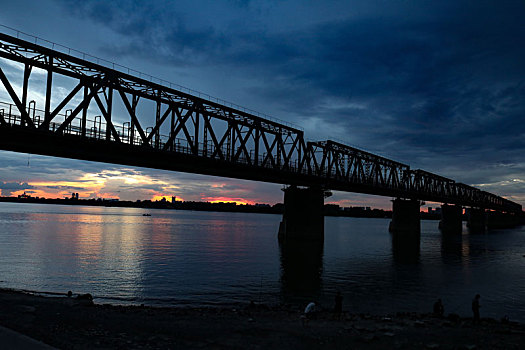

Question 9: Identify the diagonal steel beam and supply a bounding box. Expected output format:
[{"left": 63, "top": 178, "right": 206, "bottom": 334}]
[
  {"left": 0, "top": 66, "right": 35, "bottom": 128},
  {"left": 146, "top": 104, "right": 174, "bottom": 144},
  {"left": 177, "top": 108, "right": 197, "bottom": 153},
  {"left": 117, "top": 88, "right": 148, "bottom": 145},
  {"left": 55, "top": 80, "right": 103, "bottom": 134},
  {"left": 260, "top": 132, "right": 278, "bottom": 168},
  {"left": 93, "top": 92, "right": 121, "bottom": 143},
  {"left": 42, "top": 81, "right": 83, "bottom": 128},
  {"left": 233, "top": 124, "right": 254, "bottom": 163},
  {"left": 161, "top": 106, "right": 195, "bottom": 151},
  {"left": 284, "top": 136, "right": 300, "bottom": 168},
  {"left": 211, "top": 123, "right": 232, "bottom": 159},
  {"left": 203, "top": 115, "right": 224, "bottom": 160}
]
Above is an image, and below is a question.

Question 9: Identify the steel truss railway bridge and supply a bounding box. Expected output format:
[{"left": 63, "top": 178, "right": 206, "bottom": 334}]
[{"left": 0, "top": 32, "right": 521, "bottom": 245}]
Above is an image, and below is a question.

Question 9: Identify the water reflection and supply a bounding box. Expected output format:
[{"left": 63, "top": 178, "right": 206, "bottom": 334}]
[
  {"left": 441, "top": 232, "right": 465, "bottom": 259},
  {"left": 1, "top": 207, "right": 147, "bottom": 298},
  {"left": 1, "top": 204, "right": 524, "bottom": 321},
  {"left": 279, "top": 236, "right": 324, "bottom": 303},
  {"left": 391, "top": 232, "right": 420, "bottom": 264}
]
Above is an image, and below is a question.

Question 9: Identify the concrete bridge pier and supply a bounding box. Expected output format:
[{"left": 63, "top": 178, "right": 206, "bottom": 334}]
[
  {"left": 487, "top": 211, "right": 520, "bottom": 229},
  {"left": 389, "top": 198, "right": 421, "bottom": 255},
  {"left": 278, "top": 186, "right": 325, "bottom": 241},
  {"left": 466, "top": 208, "right": 486, "bottom": 233},
  {"left": 439, "top": 204, "right": 463, "bottom": 234}
]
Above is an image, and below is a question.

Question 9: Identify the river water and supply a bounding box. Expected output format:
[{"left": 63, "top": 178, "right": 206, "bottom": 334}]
[{"left": 0, "top": 202, "right": 524, "bottom": 321}]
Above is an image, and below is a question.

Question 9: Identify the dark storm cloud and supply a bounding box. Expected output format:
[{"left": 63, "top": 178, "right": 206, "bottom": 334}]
[
  {"left": 0, "top": 181, "right": 33, "bottom": 190},
  {"left": 57, "top": 0, "right": 231, "bottom": 66},
  {"left": 255, "top": 15, "right": 525, "bottom": 168},
  {"left": 55, "top": 1, "right": 525, "bottom": 161},
  {"left": 0, "top": 151, "right": 126, "bottom": 181},
  {"left": 0, "top": 181, "right": 33, "bottom": 196}
]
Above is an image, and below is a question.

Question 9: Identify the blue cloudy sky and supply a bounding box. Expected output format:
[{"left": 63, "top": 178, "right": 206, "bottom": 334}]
[{"left": 0, "top": 0, "right": 524, "bottom": 208}]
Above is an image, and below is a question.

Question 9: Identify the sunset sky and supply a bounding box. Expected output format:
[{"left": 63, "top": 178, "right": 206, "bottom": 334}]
[{"left": 0, "top": 1, "right": 524, "bottom": 209}]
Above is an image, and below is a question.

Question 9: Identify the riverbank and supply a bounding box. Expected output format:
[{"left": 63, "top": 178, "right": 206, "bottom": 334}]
[{"left": 0, "top": 288, "right": 523, "bottom": 349}]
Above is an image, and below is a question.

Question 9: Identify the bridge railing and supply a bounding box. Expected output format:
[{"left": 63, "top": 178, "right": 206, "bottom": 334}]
[{"left": 0, "top": 100, "right": 306, "bottom": 170}]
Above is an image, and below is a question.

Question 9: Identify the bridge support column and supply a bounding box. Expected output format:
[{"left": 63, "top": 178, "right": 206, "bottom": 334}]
[
  {"left": 389, "top": 198, "right": 420, "bottom": 257},
  {"left": 467, "top": 208, "right": 486, "bottom": 233},
  {"left": 487, "top": 211, "right": 520, "bottom": 229},
  {"left": 439, "top": 204, "right": 463, "bottom": 234},
  {"left": 278, "top": 186, "right": 324, "bottom": 241}
]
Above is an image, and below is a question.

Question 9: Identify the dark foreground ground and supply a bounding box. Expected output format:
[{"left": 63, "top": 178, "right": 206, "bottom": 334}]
[{"left": 0, "top": 288, "right": 523, "bottom": 349}]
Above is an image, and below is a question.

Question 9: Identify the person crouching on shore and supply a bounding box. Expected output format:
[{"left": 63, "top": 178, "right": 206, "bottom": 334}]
[{"left": 302, "top": 302, "right": 316, "bottom": 325}]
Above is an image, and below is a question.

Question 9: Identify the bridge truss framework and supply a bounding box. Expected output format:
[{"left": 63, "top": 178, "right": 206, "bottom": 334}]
[{"left": 0, "top": 32, "right": 521, "bottom": 213}]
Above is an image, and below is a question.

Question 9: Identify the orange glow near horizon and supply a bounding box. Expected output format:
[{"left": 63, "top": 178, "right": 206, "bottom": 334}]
[
  {"left": 5, "top": 171, "right": 260, "bottom": 205},
  {"left": 4, "top": 169, "right": 175, "bottom": 200},
  {"left": 10, "top": 188, "right": 119, "bottom": 200},
  {"left": 203, "top": 196, "right": 256, "bottom": 205},
  {"left": 20, "top": 176, "right": 114, "bottom": 199}
]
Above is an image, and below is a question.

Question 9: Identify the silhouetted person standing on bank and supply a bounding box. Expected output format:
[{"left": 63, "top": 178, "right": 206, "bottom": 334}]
[
  {"left": 433, "top": 298, "right": 444, "bottom": 317},
  {"left": 334, "top": 291, "right": 343, "bottom": 318},
  {"left": 472, "top": 294, "right": 481, "bottom": 324}
]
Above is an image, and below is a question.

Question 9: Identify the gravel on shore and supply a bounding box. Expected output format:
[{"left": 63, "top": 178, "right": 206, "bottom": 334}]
[{"left": 0, "top": 288, "right": 523, "bottom": 349}]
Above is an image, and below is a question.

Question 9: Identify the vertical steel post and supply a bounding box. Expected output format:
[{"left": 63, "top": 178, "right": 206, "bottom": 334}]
[
  {"left": 169, "top": 107, "right": 175, "bottom": 151},
  {"left": 81, "top": 84, "right": 88, "bottom": 137},
  {"left": 44, "top": 57, "right": 53, "bottom": 129},
  {"left": 203, "top": 116, "right": 208, "bottom": 157},
  {"left": 229, "top": 121, "right": 235, "bottom": 161},
  {"left": 226, "top": 123, "right": 232, "bottom": 161},
  {"left": 276, "top": 133, "right": 282, "bottom": 167},
  {"left": 254, "top": 127, "right": 260, "bottom": 166},
  {"left": 21, "top": 64, "right": 32, "bottom": 126},
  {"left": 155, "top": 95, "right": 161, "bottom": 149},
  {"left": 106, "top": 87, "right": 113, "bottom": 141},
  {"left": 194, "top": 110, "right": 200, "bottom": 155},
  {"left": 130, "top": 94, "right": 138, "bottom": 145}
]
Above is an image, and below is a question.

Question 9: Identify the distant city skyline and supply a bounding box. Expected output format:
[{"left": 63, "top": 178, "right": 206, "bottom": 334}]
[
  {"left": 0, "top": 1, "right": 524, "bottom": 210},
  {"left": 9, "top": 188, "right": 391, "bottom": 213}
]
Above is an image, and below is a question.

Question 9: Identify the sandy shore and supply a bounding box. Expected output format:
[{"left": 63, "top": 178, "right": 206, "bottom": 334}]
[{"left": 0, "top": 288, "right": 523, "bottom": 349}]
